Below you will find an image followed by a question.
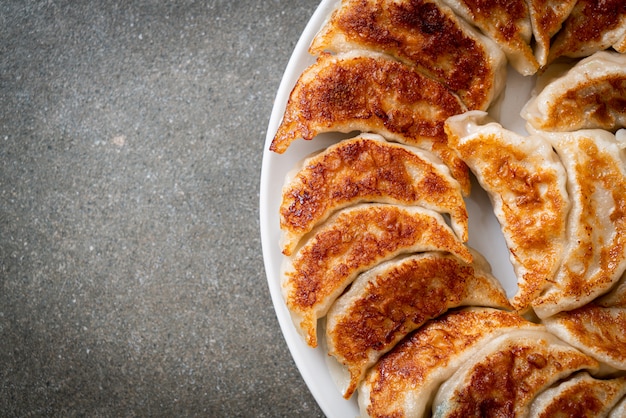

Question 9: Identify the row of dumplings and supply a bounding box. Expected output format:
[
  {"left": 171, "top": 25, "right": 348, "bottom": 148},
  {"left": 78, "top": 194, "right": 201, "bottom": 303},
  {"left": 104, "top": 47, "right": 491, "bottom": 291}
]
[{"left": 269, "top": 0, "right": 626, "bottom": 416}]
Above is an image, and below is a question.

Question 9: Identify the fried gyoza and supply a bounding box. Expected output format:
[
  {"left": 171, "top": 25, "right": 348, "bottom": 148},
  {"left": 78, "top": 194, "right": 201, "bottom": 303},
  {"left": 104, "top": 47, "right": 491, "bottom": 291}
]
[
  {"left": 282, "top": 203, "right": 472, "bottom": 347},
  {"left": 325, "top": 250, "right": 510, "bottom": 398},
  {"left": 309, "top": 0, "right": 506, "bottom": 110},
  {"left": 270, "top": 51, "right": 470, "bottom": 193}
]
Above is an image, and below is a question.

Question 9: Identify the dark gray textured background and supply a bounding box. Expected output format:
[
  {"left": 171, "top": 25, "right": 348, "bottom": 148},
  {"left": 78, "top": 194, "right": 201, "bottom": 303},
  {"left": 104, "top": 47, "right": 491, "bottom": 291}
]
[{"left": 1, "top": 1, "right": 324, "bottom": 416}]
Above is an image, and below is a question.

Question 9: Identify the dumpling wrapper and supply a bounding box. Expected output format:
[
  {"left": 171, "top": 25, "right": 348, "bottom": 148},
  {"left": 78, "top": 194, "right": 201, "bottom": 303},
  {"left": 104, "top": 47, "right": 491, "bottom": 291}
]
[
  {"left": 543, "top": 304, "right": 626, "bottom": 370},
  {"left": 445, "top": 111, "right": 570, "bottom": 312},
  {"left": 282, "top": 203, "right": 473, "bottom": 347},
  {"left": 432, "top": 330, "right": 599, "bottom": 418},
  {"left": 598, "top": 270, "right": 626, "bottom": 308},
  {"left": 526, "top": 0, "right": 578, "bottom": 68},
  {"left": 610, "top": 395, "right": 626, "bottom": 418},
  {"left": 269, "top": 50, "right": 470, "bottom": 194},
  {"left": 532, "top": 129, "right": 626, "bottom": 318},
  {"left": 279, "top": 133, "right": 468, "bottom": 256},
  {"left": 358, "top": 308, "right": 542, "bottom": 418},
  {"left": 440, "top": 0, "right": 539, "bottom": 75},
  {"left": 522, "top": 51, "right": 626, "bottom": 133},
  {"left": 325, "top": 250, "right": 510, "bottom": 399},
  {"left": 548, "top": 0, "right": 626, "bottom": 62},
  {"left": 529, "top": 372, "right": 626, "bottom": 418},
  {"left": 309, "top": 0, "right": 507, "bottom": 111}
]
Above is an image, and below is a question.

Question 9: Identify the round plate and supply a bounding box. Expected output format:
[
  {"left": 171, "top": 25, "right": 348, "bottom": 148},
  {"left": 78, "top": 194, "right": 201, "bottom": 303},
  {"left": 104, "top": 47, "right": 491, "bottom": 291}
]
[{"left": 260, "top": 1, "right": 535, "bottom": 415}]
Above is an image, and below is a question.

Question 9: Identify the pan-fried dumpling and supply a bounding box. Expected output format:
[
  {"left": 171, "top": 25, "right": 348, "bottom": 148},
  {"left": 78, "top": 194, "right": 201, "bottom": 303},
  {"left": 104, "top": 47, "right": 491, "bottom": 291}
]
[
  {"left": 522, "top": 51, "right": 626, "bottom": 132},
  {"left": 269, "top": 51, "right": 470, "bottom": 194},
  {"left": 445, "top": 111, "right": 570, "bottom": 312},
  {"left": 308, "top": 0, "right": 507, "bottom": 111},
  {"left": 279, "top": 133, "right": 468, "bottom": 256},
  {"left": 543, "top": 304, "right": 626, "bottom": 370},
  {"left": 358, "top": 308, "right": 542, "bottom": 418},
  {"left": 282, "top": 203, "right": 473, "bottom": 347},
  {"left": 432, "top": 330, "right": 599, "bottom": 418},
  {"left": 325, "top": 250, "right": 510, "bottom": 399},
  {"left": 548, "top": 0, "right": 626, "bottom": 62},
  {"left": 598, "top": 271, "right": 626, "bottom": 308},
  {"left": 440, "top": 0, "right": 539, "bottom": 75},
  {"left": 529, "top": 372, "right": 626, "bottom": 418},
  {"left": 526, "top": 0, "right": 578, "bottom": 68},
  {"left": 531, "top": 129, "right": 626, "bottom": 318}
]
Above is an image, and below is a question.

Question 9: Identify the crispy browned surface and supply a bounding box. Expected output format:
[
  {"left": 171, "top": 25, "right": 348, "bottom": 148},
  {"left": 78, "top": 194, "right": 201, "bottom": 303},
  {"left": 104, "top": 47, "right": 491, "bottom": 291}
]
[
  {"left": 309, "top": 0, "right": 498, "bottom": 110},
  {"left": 536, "top": 75, "right": 626, "bottom": 131},
  {"left": 448, "top": 131, "right": 568, "bottom": 311},
  {"left": 548, "top": 305, "right": 626, "bottom": 367},
  {"left": 284, "top": 204, "right": 472, "bottom": 347},
  {"left": 280, "top": 137, "right": 467, "bottom": 255},
  {"left": 439, "top": 336, "right": 597, "bottom": 418},
  {"left": 535, "top": 137, "right": 626, "bottom": 311},
  {"left": 328, "top": 254, "right": 509, "bottom": 398},
  {"left": 363, "top": 309, "right": 536, "bottom": 418},
  {"left": 270, "top": 53, "right": 470, "bottom": 193},
  {"left": 549, "top": 0, "right": 626, "bottom": 60}
]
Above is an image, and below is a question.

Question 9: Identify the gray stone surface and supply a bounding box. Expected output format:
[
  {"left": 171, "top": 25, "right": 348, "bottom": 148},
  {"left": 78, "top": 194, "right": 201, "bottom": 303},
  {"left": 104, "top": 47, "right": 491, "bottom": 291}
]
[{"left": 1, "top": 1, "right": 324, "bottom": 416}]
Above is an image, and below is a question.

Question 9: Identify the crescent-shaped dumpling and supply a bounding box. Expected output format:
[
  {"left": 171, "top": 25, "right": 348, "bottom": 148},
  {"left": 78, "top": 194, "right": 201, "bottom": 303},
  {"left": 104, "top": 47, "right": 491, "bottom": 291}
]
[
  {"left": 522, "top": 51, "right": 626, "bottom": 133},
  {"left": 548, "top": 0, "right": 626, "bottom": 62},
  {"left": 526, "top": 0, "right": 578, "bottom": 68},
  {"left": 432, "top": 330, "right": 599, "bottom": 418},
  {"left": 529, "top": 372, "right": 626, "bottom": 418},
  {"left": 325, "top": 250, "right": 510, "bottom": 399},
  {"left": 440, "top": 0, "right": 539, "bottom": 75},
  {"left": 308, "top": 0, "right": 507, "bottom": 111},
  {"left": 531, "top": 129, "right": 626, "bottom": 318},
  {"left": 358, "top": 308, "right": 542, "bottom": 418},
  {"left": 269, "top": 51, "right": 470, "bottom": 194},
  {"left": 279, "top": 133, "right": 468, "bottom": 256},
  {"left": 445, "top": 111, "right": 570, "bottom": 312},
  {"left": 543, "top": 304, "right": 626, "bottom": 370},
  {"left": 282, "top": 203, "right": 473, "bottom": 347}
]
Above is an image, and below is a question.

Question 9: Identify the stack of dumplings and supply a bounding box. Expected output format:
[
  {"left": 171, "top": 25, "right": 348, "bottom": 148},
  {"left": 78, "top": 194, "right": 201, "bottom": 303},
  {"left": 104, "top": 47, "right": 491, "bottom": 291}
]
[{"left": 268, "top": 0, "right": 626, "bottom": 416}]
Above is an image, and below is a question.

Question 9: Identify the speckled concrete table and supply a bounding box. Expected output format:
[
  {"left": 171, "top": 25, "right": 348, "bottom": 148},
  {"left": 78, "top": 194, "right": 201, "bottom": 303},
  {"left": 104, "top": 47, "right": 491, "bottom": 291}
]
[{"left": 1, "top": 1, "right": 324, "bottom": 416}]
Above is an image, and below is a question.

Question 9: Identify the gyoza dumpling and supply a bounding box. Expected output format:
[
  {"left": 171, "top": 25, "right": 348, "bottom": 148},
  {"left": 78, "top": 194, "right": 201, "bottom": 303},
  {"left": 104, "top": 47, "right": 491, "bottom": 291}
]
[
  {"left": 325, "top": 250, "right": 510, "bottom": 399},
  {"left": 543, "top": 304, "right": 626, "bottom": 370},
  {"left": 526, "top": 0, "right": 578, "bottom": 68},
  {"left": 529, "top": 372, "right": 626, "bottom": 418},
  {"left": 432, "top": 330, "right": 599, "bottom": 418},
  {"left": 532, "top": 129, "right": 626, "bottom": 318},
  {"left": 279, "top": 133, "right": 468, "bottom": 256},
  {"left": 269, "top": 51, "right": 470, "bottom": 193},
  {"left": 597, "top": 270, "right": 626, "bottom": 308},
  {"left": 282, "top": 203, "right": 473, "bottom": 347},
  {"left": 358, "top": 308, "right": 542, "bottom": 418},
  {"left": 522, "top": 51, "right": 626, "bottom": 132},
  {"left": 308, "top": 0, "right": 507, "bottom": 111},
  {"left": 440, "top": 0, "right": 539, "bottom": 75},
  {"left": 548, "top": 0, "right": 626, "bottom": 62},
  {"left": 445, "top": 111, "right": 570, "bottom": 312}
]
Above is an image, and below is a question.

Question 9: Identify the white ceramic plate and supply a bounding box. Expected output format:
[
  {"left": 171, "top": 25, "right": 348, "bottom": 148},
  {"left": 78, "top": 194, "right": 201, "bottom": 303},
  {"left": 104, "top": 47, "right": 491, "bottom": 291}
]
[{"left": 260, "top": 1, "right": 535, "bottom": 416}]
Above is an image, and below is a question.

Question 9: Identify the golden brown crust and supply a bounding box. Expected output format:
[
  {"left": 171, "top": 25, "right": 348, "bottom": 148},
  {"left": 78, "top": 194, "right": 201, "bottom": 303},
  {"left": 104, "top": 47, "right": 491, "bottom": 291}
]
[
  {"left": 545, "top": 304, "right": 626, "bottom": 369},
  {"left": 283, "top": 204, "right": 472, "bottom": 347},
  {"left": 447, "top": 124, "right": 569, "bottom": 312},
  {"left": 327, "top": 253, "right": 510, "bottom": 398},
  {"left": 535, "top": 74, "right": 626, "bottom": 131},
  {"left": 279, "top": 136, "right": 467, "bottom": 255},
  {"left": 270, "top": 52, "right": 470, "bottom": 193},
  {"left": 548, "top": 0, "right": 626, "bottom": 61},
  {"left": 435, "top": 333, "right": 598, "bottom": 418},
  {"left": 309, "top": 0, "right": 503, "bottom": 110},
  {"left": 362, "top": 309, "right": 539, "bottom": 418}
]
